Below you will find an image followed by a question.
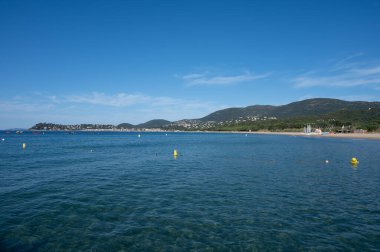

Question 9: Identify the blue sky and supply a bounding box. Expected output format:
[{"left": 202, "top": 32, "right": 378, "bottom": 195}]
[{"left": 1, "top": 0, "right": 380, "bottom": 129}]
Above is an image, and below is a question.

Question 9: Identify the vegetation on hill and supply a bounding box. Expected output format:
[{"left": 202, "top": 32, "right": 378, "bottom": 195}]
[
  {"left": 135, "top": 119, "right": 171, "bottom": 128},
  {"left": 207, "top": 108, "right": 380, "bottom": 132},
  {"left": 116, "top": 123, "right": 135, "bottom": 129},
  {"left": 200, "top": 106, "right": 276, "bottom": 122},
  {"left": 116, "top": 119, "right": 171, "bottom": 129},
  {"left": 201, "top": 98, "right": 380, "bottom": 122}
]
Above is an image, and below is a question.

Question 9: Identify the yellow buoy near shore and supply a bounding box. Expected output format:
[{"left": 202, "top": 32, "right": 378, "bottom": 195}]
[
  {"left": 173, "top": 149, "right": 178, "bottom": 156},
  {"left": 22, "top": 143, "right": 26, "bottom": 149},
  {"left": 351, "top": 157, "right": 359, "bottom": 165}
]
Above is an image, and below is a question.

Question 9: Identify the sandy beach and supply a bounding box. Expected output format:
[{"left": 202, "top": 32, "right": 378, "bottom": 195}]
[{"left": 248, "top": 131, "right": 380, "bottom": 140}]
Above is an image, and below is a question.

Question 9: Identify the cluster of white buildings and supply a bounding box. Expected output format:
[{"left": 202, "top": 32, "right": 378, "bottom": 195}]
[{"left": 169, "top": 116, "right": 278, "bottom": 130}]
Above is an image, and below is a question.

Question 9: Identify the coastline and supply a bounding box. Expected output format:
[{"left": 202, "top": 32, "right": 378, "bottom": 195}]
[
  {"left": 245, "top": 131, "right": 380, "bottom": 140},
  {"left": 10, "top": 129, "right": 380, "bottom": 140},
  {"left": 174, "top": 130, "right": 380, "bottom": 140}
]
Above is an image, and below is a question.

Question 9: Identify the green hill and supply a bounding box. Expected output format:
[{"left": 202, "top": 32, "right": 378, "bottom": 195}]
[
  {"left": 117, "top": 119, "right": 171, "bottom": 129},
  {"left": 209, "top": 108, "right": 380, "bottom": 132},
  {"left": 135, "top": 119, "right": 171, "bottom": 128},
  {"left": 117, "top": 123, "right": 135, "bottom": 129},
  {"left": 200, "top": 105, "right": 276, "bottom": 122},
  {"left": 273, "top": 98, "right": 379, "bottom": 118},
  {"left": 200, "top": 98, "right": 380, "bottom": 122}
]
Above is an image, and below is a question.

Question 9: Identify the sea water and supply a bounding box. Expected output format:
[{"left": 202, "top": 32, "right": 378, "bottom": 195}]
[{"left": 0, "top": 131, "right": 379, "bottom": 251}]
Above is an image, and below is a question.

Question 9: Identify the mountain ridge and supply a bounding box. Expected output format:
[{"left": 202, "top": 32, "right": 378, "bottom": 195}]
[{"left": 200, "top": 98, "right": 380, "bottom": 122}]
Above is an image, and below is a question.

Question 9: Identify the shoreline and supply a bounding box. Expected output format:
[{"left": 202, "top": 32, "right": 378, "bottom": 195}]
[
  {"left": 191, "top": 130, "right": 380, "bottom": 140},
  {"left": 6, "top": 129, "right": 380, "bottom": 140},
  {"left": 244, "top": 131, "right": 380, "bottom": 140}
]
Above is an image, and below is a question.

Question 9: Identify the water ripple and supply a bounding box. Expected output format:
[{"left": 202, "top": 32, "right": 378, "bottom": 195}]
[{"left": 0, "top": 132, "right": 379, "bottom": 251}]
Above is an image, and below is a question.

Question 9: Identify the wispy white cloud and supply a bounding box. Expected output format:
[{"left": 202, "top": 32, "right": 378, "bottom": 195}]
[
  {"left": 63, "top": 92, "right": 211, "bottom": 109},
  {"left": 0, "top": 97, "right": 56, "bottom": 112},
  {"left": 293, "top": 57, "right": 380, "bottom": 88},
  {"left": 293, "top": 75, "right": 380, "bottom": 88},
  {"left": 180, "top": 71, "right": 270, "bottom": 86},
  {"left": 181, "top": 73, "right": 205, "bottom": 80},
  {"left": 351, "top": 65, "right": 380, "bottom": 76},
  {"left": 0, "top": 101, "right": 42, "bottom": 113},
  {"left": 65, "top": 92, "right": 150, "bottom": 107},
  {"left": 330, "top": 52, "right": 364, "bottom": 72}
]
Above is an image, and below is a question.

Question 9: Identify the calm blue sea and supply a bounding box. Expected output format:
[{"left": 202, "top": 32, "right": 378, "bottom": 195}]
[{"left": 0, "top": 131, "right": 379, "bottom": 251}]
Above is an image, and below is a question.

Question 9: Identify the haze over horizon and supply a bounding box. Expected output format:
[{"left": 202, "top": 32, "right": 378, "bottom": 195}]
[{"left": 1, "top": 0, "right": 380, "bottom": 129}]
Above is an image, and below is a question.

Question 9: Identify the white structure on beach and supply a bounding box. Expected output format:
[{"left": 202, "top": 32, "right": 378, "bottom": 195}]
[{"left": 304, "top": 124, "right": 312, "bottom": 134}]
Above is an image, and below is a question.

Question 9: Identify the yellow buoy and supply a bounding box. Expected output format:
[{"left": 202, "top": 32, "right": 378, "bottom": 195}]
[
  {"left": 351, "top": 157, "right": 359, "bottom": 165},
  {"left": 22, "top": 143, "right": 26, "bottom": 149},
  {"left": 173, "top": 149, "right": 178, "bottom": 156}
]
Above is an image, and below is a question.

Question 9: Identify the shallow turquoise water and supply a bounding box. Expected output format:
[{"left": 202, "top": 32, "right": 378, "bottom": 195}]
[{"left": 0, "top": 131, "right": 379, "bottom": 251}]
